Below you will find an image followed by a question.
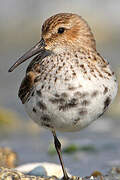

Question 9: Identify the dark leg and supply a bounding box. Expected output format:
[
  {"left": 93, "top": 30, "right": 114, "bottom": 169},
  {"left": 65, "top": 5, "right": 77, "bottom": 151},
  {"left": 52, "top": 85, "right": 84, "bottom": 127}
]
[{"left": 52, "top": 130, "right": 69, "bottom": 180}]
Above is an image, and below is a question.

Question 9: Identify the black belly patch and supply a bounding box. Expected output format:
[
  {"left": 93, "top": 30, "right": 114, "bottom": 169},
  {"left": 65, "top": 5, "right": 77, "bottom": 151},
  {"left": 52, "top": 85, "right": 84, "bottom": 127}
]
[
  {"left": 41, "top": 114, "right": 52, "bottom": 128},
  {"left": 59, "top": 98, "right": 78, "bottom": 111},
  {"left": 41, "top": 114, "right": 51, "bottom": 122},
  {"left": 37, "top": 101, "right": 47, "bottom": 111},
  {"left": 49, "top": 97, "right": 65, "bottom": 104}
]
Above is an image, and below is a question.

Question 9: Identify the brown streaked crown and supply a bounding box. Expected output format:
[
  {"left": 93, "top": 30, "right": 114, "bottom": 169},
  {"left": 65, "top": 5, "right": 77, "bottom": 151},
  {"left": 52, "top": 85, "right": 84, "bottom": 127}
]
[{"left": 42, "top": 13, "right": 96, "bottom": 52}]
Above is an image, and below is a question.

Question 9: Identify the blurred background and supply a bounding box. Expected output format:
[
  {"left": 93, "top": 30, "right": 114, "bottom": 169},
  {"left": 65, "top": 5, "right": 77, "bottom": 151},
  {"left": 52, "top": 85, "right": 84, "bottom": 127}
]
[{"left": 0, "top": 0, "right": 120, "bottom": 177}]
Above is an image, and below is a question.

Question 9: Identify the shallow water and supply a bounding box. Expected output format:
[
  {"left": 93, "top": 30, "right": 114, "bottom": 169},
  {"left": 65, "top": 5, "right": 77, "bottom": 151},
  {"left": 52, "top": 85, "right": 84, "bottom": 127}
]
[{"left": 0, "top": 116, "right": 120, "bottom": 177}]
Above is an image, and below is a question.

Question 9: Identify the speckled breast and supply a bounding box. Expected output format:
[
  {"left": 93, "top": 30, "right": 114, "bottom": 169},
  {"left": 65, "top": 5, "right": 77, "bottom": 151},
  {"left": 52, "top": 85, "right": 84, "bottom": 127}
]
[{"left": 23, "top": 51, "right": 118, "bottom": 132}]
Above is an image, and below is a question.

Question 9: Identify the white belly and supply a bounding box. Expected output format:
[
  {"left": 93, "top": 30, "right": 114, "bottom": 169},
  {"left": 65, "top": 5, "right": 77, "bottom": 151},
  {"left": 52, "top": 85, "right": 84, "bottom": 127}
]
[{"left": 24, "top": 71, "right": 117, "bottom": 132}]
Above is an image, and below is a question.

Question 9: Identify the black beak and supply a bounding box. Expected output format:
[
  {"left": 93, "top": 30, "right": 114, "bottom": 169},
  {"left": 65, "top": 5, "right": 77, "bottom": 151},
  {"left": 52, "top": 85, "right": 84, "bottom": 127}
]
[{"left": 8, "top": 38, "right": 45, "bottom": 72}]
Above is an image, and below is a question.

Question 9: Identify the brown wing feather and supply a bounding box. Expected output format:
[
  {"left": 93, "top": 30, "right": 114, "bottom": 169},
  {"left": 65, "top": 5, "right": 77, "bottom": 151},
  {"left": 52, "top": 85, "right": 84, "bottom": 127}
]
[
  {"left": 18, "top": 71, "right": 36, "bottom": 104},
  {"left": 18, "top": 50, "right": 52, "bottom": 104}
]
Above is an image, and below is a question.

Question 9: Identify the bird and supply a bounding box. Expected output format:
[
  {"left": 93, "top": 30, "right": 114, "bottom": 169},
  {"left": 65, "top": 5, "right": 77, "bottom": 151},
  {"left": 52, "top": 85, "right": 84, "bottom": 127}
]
[{"left": 8, "top": 13, "right": 118, "bottom": 179}]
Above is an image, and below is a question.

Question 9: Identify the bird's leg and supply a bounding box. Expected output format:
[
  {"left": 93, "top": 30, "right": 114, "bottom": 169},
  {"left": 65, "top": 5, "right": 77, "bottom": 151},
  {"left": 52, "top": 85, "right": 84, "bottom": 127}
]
[{"left": 52, "top": 130, "right": 69, "bottom": 180}]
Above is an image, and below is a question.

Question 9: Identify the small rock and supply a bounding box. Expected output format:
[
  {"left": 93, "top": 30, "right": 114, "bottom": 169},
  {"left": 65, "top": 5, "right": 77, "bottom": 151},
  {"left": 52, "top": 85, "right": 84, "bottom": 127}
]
[
  {"left": 16, "top": 162, "right": 71, "bottom": 178},
  {"left": 0, "top": 147, "right": 18, "bottom": 168}
]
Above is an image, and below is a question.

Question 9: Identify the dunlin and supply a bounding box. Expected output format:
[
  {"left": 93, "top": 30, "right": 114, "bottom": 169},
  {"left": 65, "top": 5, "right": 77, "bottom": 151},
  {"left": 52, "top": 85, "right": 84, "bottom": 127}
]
[{"left": 8, "top": 13, "right": 118, "bottom": 179}]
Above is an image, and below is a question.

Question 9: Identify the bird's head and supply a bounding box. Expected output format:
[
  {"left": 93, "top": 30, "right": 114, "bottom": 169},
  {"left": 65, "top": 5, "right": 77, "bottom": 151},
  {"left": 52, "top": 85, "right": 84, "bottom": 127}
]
[
  {"left": 8, "top": 13, "right": 96, "bottom": 72},
  {"left": 42, "top": 13, "right": 96, "bottom": 53}
]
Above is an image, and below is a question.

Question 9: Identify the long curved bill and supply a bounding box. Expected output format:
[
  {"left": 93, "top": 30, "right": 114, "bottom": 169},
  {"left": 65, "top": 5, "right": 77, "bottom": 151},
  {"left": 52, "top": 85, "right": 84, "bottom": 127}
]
[{"left": 8, "top": 38, "right": 45, "bottom": 72}]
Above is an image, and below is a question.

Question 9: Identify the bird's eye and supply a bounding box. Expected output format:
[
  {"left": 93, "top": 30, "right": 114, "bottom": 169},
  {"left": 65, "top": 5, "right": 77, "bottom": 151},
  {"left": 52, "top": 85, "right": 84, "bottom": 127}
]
[{"left": 58, "top": 27, "right": 65, "bottom": 34}]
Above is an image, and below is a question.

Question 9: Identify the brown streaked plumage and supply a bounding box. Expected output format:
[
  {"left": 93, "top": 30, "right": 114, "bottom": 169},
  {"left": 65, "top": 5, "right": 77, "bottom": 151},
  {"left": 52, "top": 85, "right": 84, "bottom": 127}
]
[
  {"left": 41, "top": 13, "right": 96, "bottom": 53},
  {"left": 8, "top": 13, "right": 118, "bottom": 179},
  {"left": 18, "top": 71, "right": 36, "bottom": 104}
]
